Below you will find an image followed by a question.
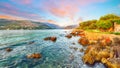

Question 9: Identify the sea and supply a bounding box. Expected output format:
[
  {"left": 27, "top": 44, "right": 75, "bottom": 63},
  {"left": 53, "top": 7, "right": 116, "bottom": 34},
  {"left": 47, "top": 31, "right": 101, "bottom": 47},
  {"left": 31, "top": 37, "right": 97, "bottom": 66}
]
[{"left": 0, "top": 30, "right": 105, "bottom": 68}]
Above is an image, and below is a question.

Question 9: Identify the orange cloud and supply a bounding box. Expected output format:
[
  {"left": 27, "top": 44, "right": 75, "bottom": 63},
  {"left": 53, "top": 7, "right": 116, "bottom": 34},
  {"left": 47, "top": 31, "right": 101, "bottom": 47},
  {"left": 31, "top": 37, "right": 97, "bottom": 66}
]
[
  {"left": 0, "top": 2, "right": 42, "bottom": 20},
  {"left": 0, "top": 14, "right": 26, "bottom": 20}
]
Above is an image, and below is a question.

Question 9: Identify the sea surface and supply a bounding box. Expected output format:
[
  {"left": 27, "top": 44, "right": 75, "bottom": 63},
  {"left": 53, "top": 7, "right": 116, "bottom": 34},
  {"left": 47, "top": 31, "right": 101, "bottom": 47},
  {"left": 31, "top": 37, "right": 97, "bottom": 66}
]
[{"left": 0, "top": 30, "right": 105, "bottom": 68}]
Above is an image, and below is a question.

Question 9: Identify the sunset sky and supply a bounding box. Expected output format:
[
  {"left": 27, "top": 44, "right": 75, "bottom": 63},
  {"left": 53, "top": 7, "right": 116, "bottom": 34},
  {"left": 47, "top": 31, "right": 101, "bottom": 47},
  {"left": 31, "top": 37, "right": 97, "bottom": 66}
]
[{"left": 0, "top": 0, "right": 120, "bottom": 26}]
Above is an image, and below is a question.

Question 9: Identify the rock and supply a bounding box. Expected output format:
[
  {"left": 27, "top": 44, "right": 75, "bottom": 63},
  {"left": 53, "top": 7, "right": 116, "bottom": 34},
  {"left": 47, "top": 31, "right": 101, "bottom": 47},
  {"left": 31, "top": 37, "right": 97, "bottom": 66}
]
[
  {"left": 50, "top": 37, "right": 57, "bottom": 42},
  {"left": 27, "top": 53, "right": 42, "bottom": 59},
  {"left": 82, "top": 45, "right": 114, "bottom": 65},
  {"left": 69, "top": 46, "right": 78, "bottom": 51},
  {"left": 97, "top": 36, "right": 112, "bottom": 47},
  {"left": 65, "top": 34, "right": 72, "bottom": 38},
  {"left": 78, "top": 32, "right": 85, "bottom": 37},
  {"left": 112, "top": 46, "right": 120, "bottom": 58},
  {"left": 44, "top": 37, "right": 51, "bottom": 40},
  {"left": 69, "top": 54, "right": 74, "bottom": 61},
  {"left": 28, "top": 41, "right": 35, "bottom": 44},
  {"left": 89, "top": 40, "right": 97, "bottom": 45},
  {"left": 78, "top": 37, "right": 89, "bottom": 46},
  {"left": 112, "top": 37, "right": 120, "bottom": 46},
  {"left": 6, "top": 48, "right": 12, "bottom": 52},
  {"left": 80, "top": 48, "right": 84, "bottom": 52},
  {"left": 82, "top": 53, "right": 95, "bottom": 64},
  {"left": 44, "top": 36, "right": 57, "bottom": 42},
  {"left": 70, "top": 30, "right": 84, "bottom": 36},
  {"left": 101, "top": 58, "right": 120, "bottom": 68},
  {"left": 72, "top": 42, "right": 75, "bottom": 45}
]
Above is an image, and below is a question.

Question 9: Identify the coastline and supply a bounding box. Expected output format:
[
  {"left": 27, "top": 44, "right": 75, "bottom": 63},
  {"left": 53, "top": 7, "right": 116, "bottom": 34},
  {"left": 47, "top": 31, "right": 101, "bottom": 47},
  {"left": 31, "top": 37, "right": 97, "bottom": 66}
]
[{"left": 71, "top": 29, "right": 120, "bottom": 68}]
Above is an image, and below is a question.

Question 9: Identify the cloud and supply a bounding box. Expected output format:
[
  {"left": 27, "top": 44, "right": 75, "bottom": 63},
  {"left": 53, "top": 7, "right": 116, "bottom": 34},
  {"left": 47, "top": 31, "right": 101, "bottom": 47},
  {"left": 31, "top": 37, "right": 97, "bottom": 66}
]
[
  {"left": 11, "top": 0, "right": 32, "bottom": 5},
  {"left": 42, "top": 0, "right": 106, "bottom": 18},
  {"left": 0, "top": 2, "right": 42, "bottom": 21},
  {"left": 0, "top": 14, "right": 26, "bottom": 20}
]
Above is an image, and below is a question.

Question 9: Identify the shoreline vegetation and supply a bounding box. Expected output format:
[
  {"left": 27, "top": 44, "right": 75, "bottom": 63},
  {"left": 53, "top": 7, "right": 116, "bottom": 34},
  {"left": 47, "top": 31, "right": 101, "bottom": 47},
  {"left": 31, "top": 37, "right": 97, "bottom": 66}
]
[{"left": 71, "top": 14, "right": 120, "bottom": 68}]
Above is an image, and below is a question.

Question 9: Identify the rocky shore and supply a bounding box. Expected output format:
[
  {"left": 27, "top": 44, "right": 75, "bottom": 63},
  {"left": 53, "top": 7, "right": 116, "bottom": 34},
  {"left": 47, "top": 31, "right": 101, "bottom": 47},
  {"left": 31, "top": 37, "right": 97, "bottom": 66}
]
[{"left": 71, "top": 29, "right": 120, "bottom": 68}]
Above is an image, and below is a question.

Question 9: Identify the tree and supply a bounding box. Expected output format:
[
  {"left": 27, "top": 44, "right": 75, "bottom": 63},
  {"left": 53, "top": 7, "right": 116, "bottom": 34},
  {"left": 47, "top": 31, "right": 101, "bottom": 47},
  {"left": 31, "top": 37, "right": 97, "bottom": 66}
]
[
  {"left": 96, "top": 20, "right": 112, "bottom": 29},
  {"left": 100, "top": 14, "right": 120, "bottom": 20}
]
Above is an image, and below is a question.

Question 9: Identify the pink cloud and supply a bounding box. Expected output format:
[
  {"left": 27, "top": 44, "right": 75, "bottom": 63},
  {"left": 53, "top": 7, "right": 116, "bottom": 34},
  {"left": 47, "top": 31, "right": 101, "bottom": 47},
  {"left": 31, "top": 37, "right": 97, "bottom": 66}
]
[
  {"left": 42, "top": 0, "right": 106, "bottom": 18},
  {"left": 0, "top": 2, "right": 42, "bottom": 20}
]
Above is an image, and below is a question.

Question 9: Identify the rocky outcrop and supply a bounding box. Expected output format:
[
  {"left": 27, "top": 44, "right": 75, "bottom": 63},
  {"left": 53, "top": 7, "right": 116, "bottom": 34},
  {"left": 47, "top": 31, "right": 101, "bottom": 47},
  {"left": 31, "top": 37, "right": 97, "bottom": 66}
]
[
  {"left": 27, "top": 53, "right": 42, "bottom": 59},
  {"left": 81, "top": 35, "right": 120, "bottom": 68},
  {"left": 44, "top": 36, "right": 57, "bottom": 42},
  {"left": 82, "top": 45, "right": 114, "bottom": 65},
  {"left": 78, "top": 37, "right": 89, "bottom": 46}
]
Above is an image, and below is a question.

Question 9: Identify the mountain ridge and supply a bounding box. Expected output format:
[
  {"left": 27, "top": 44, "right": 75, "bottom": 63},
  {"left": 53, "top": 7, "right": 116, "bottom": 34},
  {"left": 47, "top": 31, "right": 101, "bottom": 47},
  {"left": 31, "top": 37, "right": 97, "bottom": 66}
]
[{"left": 0, "top": 19, "right": 61, "bottom": 30}]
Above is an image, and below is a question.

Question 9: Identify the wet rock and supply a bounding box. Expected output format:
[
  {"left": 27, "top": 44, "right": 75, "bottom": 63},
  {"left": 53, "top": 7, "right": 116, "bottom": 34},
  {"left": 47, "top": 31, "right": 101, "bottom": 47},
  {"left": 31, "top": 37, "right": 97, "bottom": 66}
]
[
  {"left": 80, "top": 48, "right": 84, "bottom": 52},
  {"left": 78, "top": 32, "right": 85, "bottom": 37},
  {"left": 6, "top": 48, "right": 12, "bottom": 52},
  {"left": 27, "top": 53, "right": 42, "bottom": 59},
  {"left": 69, "top": 54, "right": 74, "bottom": 62},
  {"left": 44, "top": 36, "right": 57, "bottom": 42},
  {"left": 65, "top": 34, "right": 72, "bottom": 38},
  {"left": 28, "top": 41, "right": 35, "bottom": 44},
  {"left": 50, "top": 37, "right": 57, "bottom": 42},
  {"left": 69, "top": 46, "right": 78, "bottom": 51},
  {"left": 78, "top": 37, "right": 89, "bottom": 46},
  {"left": 44, "top": 37, "right": 51, "bottom": 40},
  {"left": 72, "top": 42, "right": 75, "bottom": 45}
]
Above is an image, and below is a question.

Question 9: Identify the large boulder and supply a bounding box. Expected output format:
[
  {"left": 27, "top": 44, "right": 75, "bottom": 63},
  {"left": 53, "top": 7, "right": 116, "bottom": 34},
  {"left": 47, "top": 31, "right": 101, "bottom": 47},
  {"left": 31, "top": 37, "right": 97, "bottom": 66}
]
[{"left": 78, "top": 37, "right": 89, "bottom": 46}]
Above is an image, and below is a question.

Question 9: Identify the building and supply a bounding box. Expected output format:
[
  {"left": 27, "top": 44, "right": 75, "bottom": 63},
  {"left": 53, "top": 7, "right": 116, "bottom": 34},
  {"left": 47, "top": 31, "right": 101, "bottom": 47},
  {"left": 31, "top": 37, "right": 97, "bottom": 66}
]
[{"left": 114, "top": 22, "right": 120, "bottom": 32}]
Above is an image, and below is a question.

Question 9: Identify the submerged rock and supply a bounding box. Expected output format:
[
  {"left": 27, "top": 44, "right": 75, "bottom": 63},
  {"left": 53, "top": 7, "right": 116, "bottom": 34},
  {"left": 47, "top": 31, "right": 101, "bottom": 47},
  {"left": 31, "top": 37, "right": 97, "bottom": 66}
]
[
  {"left": 44, "top": 36, "right": 57, "bottom": 42},
  {"left": 78, "top": 37, "right": 89, "bottom": 46},
  {"left": 28, "top": 41, "right": 35, "bottom": 44},
  {"left": 6, "top": 48, "right": 12, "bottom": 52},
  {"left": 65, "top": 34, "right": 72, "bottom": 38},
  {"left": 27, "top": 53, "right": 42, "bottom": 59},
  {"left": 72, "top": 42, "right": 75, "bottom": 45}
]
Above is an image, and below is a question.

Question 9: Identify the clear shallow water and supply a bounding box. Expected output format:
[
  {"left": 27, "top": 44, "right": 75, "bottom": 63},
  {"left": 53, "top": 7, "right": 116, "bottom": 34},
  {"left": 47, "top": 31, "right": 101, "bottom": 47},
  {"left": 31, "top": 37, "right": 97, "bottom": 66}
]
[{"left": 0, "top": 30, "right": 105, "bottom": 68}]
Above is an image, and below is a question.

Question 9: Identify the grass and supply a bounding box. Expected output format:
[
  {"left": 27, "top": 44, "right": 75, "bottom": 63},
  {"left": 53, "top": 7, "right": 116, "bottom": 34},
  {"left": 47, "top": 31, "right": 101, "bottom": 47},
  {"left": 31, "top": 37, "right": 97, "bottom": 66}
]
[
  {"left": 85, "top": 29, "right": 120, "bottom": 35},
  {"left": 110, "top": 32, "right": 120, "bottom": 35}
]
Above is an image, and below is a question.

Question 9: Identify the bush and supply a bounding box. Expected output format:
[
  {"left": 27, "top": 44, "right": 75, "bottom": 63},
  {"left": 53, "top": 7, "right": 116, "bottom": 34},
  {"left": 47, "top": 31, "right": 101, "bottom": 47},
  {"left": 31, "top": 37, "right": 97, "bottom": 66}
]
[{"left": 96, "top": 20, "right": 112, "bottom": 29}]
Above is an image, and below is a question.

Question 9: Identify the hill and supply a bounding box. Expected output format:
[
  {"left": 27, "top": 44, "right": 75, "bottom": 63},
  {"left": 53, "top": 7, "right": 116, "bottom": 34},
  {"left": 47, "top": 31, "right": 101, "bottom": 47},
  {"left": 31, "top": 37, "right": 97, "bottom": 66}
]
[{"left": 0, "top": 19, "right": 61, "bottom": 30}]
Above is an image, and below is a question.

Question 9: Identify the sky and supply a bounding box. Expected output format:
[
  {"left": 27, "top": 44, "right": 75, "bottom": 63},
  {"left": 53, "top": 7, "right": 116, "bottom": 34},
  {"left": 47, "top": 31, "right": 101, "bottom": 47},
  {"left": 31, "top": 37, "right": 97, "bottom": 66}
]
[{"left": 0, "top": 0, "right": 120, "bottom": 26}]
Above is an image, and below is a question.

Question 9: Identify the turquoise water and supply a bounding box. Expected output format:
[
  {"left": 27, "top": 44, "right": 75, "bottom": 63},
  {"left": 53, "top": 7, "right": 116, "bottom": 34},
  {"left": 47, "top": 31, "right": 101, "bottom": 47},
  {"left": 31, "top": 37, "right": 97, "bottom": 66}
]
[{"left": 0, "top": 30, "right": 105, "bottom": 68}]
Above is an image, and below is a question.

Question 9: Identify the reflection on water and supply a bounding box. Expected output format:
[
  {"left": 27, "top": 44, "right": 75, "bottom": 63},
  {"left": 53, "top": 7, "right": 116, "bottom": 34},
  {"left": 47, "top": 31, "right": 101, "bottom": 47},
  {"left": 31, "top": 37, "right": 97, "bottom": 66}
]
[{"left": 0, "top": 30, "right": 105, "bottom": 68}]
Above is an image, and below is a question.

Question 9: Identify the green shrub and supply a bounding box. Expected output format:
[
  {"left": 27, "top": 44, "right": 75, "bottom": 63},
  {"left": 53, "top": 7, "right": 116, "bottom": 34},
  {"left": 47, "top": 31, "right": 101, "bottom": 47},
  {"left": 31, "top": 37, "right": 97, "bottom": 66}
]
[{"left": 96, "top": 20, "right": 112, "bottom": 29}]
